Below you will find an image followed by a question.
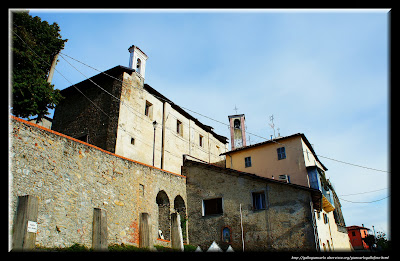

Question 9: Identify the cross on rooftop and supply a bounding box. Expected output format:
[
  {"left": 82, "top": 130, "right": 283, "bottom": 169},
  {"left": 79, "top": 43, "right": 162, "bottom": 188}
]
[{"left": 234, "top": 105, "right": 239, "bottom": 114}]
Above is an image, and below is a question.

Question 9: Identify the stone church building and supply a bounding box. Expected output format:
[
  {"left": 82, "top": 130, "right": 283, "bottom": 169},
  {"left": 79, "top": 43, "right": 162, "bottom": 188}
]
[
  {"left": 10, "top": 45, "right": 352, "bottom": 252},
  {"left": 52, "top": 45, "right": 228, "bottom": 175}
]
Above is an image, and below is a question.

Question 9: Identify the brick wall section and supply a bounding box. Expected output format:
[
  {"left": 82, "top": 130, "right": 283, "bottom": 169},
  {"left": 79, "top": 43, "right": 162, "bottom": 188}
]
[
  {"left": 10, "top": 116, "right": 186, "bottom": 248},
  {"left": 183, "top": 160, "right": 317, "bottom": 251}
]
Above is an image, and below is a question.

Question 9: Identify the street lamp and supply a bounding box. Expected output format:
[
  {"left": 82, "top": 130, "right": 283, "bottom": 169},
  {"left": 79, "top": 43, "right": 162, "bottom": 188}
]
[{"left": 152, "top": 120, "right": 158, "bottom": 166}]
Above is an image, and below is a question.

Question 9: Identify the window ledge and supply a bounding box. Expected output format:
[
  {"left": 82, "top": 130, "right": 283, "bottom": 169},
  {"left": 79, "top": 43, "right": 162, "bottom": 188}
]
[{"left": 201, "top": 213, "right": 223, "bottom": 218}]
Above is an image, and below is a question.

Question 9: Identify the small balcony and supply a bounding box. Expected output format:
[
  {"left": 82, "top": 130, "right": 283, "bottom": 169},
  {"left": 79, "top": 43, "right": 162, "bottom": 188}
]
[
  {"left": 307, "top": 166, "right": 335, "bottom": 212},
  {"left": 322, "top": 194, "right": 335, "bottom": 212},
  {"left": 321, "top": 184, "right": 335, "bottom": 212}
]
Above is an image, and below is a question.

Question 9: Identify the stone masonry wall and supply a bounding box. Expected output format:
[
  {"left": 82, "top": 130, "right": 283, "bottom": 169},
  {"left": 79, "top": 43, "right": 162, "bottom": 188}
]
[
  {"left": 9, "top": 116, "right": 187, "bottom": 248},
  {"left": 183, "top": 160, "right": 317, "bottom": 251}
]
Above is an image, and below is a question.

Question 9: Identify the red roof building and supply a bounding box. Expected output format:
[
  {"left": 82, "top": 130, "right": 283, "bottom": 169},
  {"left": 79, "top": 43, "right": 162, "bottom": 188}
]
[{"left": 347, "top": 225, "right": 371, "bottom": 250}]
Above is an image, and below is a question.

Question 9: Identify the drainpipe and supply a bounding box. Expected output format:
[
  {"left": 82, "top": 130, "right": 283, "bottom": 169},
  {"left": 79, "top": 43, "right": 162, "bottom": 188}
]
[
  {"left": 208, "top": 132, "right": 211, "bottom": 163},
  {"left": 161, "top": 101, "right": 166, "bottom": 169},
  {"left": 189, "top": 120, "right": 191, "bottom": 155},
  {"left": 240, "top": 203, "right": 245, "bottom": 252}
]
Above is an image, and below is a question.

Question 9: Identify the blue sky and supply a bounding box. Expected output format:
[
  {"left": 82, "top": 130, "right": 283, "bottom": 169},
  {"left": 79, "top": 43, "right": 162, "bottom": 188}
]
[{"left": 26, "top": 9, "right": 390, "bottom": 238}]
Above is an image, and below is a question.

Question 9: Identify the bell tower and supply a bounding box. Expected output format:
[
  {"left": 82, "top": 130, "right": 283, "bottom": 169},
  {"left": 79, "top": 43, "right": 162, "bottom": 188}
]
[
  {"left": 128, "top": 45, "right": 148, "bottom": 79},
  {"left": 228, "top": 114, "right": 246, "bottom": 150}
]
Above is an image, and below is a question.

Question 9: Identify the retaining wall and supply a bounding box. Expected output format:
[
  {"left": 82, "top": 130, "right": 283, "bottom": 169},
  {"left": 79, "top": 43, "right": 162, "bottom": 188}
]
[{"left": 9, "top": 116, "right": 187, "bottom": 248}]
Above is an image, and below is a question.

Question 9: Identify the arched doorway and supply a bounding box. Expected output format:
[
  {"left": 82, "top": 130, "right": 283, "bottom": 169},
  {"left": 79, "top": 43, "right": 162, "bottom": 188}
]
[
  {"left": 174, "top": 195, "right": 187, "bottom": 243},
  {"left": 156, "top": 190, "right": 170, "bottom": 240}
]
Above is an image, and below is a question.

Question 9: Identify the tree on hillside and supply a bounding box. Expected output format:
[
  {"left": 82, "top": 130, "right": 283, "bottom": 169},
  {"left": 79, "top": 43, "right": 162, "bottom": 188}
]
[{"left": 11, "top": 10, "right": 68, "bottom": 120}]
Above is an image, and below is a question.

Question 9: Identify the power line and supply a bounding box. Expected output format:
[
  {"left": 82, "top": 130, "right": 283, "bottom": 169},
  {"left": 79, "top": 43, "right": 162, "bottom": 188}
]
[
  {"left": 59, "top": 52, "right": 391, "bottom": 174},
  {"left": 339, "top": 187, "right": 388, "bottom": 197},
  {"left": 269, "top": 138, "right": 389, "bottom": 173},
  {"left": 12, "top": 30, "right": 186, "bottom": 163},
  {"left": 58, "top": 54, "right": 224, "bottom": 159},
  {"left": 339, "top": 195, "right": 390, "bottom": 204},
  {"left": 12, "top": 30, "right": 389, "bottom": 174}
]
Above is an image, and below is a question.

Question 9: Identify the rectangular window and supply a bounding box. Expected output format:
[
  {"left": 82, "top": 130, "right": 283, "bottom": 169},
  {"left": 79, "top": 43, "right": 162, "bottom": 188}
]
[
  {"left": 245, "top": 156, "right": 252, "bottom": 167},
  {"left": 323, "top": 213, "right": 329, "bottom": 224},
  {"left": 277, "top": 147, "right": 286, "bottom": 160},
  {"left": 252, "top": 192, "right": 266, "bottom": 210},
  {"left": 145, "top": 101, "right": 153, "bottom": 118},
  {"left": 202, "top": 198, "right": 223, "bottom": 216},
  {"left": 352, "top": 231, "right": 356, "bottom": 236},
  {"left": 177, "top": 120, "right": 183, "bottom": 136},
  {"left": 131, "top": 137, "right": 135, "bottom": 145},
  {"left": 307, "top": 168, "right": 320, "bottom": 190},
  {"left": 199, "top": 134, "right": 204, "bottom": 147}
]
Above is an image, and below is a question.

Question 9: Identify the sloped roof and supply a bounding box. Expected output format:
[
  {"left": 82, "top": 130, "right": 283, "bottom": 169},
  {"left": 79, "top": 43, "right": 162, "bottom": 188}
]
[
  {"left": 347, "top": 225, "right": 371, "bottom": 231},
  {"left": 143, "top": 83, "right": 228, "bottom": 144},
  {"left": 60, "top": 65, "right": 228, "bottom": 144},
  {"left": 220, "top": 133, "right": 327, "bottom": 171},
  {"left": 184, "top": 159, "right": 322, "bottom": 211}
]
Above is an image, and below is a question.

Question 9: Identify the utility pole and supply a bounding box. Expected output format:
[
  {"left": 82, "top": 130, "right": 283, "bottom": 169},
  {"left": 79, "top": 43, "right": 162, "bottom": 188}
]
[
  {"left": 35, "top": 52, "right": 59, "bottom": 124},
  {"left": 47, "top": 52, "right": 59, "bottom": 84}
]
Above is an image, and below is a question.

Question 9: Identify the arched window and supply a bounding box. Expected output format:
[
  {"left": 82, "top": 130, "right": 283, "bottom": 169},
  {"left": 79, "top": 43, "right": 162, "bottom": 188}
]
[
  {"left": 234, "top": 119, "right": 240, "bottom": 129},
  {"left": 174, "top": 195, "right": 186, "bottom": 214},
  {"left": 136, "top": 58, "right": 141, "bottom": 74}
]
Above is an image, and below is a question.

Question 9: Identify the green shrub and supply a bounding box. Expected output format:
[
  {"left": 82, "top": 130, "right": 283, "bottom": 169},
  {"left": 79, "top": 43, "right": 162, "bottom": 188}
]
[
  {"left": 108, "top": 243, "right": 145, "bottom": 252},
  {"left": 184, "top": 244, "right": 197, "bottom": 252}
]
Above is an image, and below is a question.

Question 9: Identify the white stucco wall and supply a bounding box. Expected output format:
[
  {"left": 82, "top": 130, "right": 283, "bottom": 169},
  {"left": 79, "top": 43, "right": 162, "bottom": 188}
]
[{"left": 115, "top": 72, "right": 227, "bottom": 174}]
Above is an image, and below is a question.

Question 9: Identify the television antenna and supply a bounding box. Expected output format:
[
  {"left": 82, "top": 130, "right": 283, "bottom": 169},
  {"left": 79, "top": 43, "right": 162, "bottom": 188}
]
[{"left": 269, "top": 114, "right": 276, "bottom": 138}]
